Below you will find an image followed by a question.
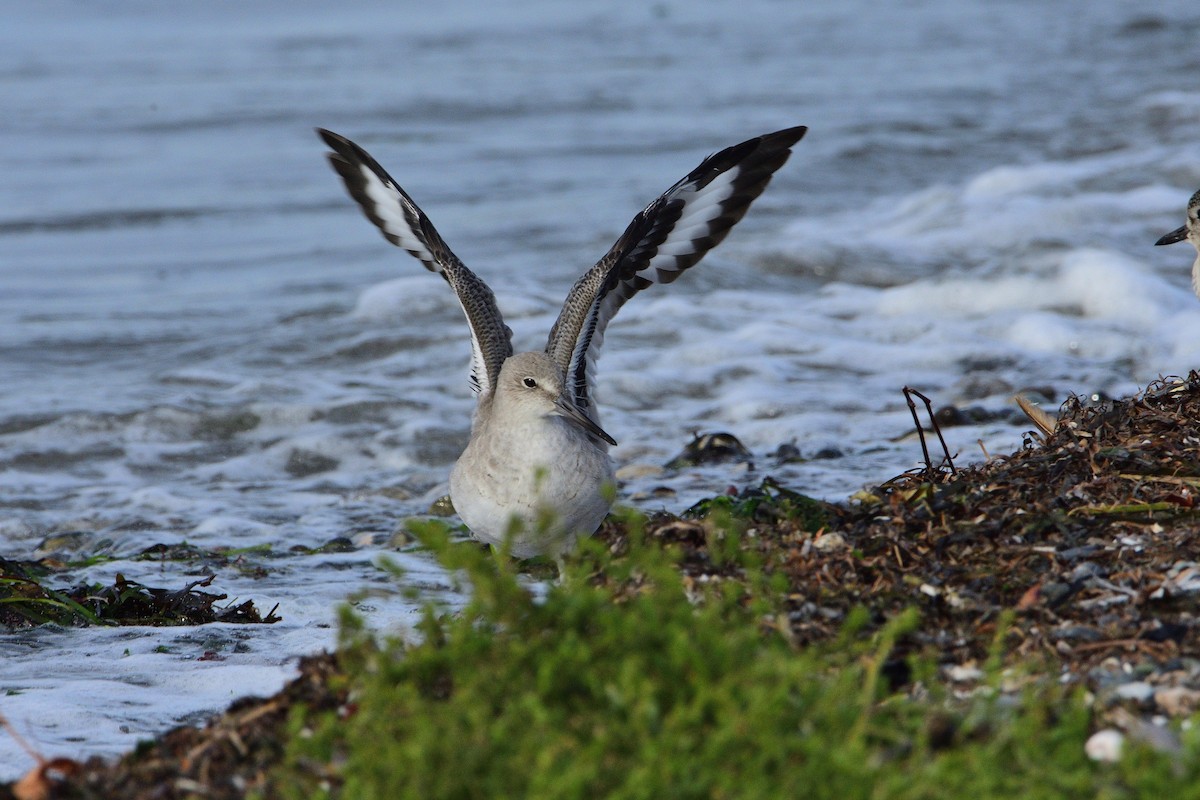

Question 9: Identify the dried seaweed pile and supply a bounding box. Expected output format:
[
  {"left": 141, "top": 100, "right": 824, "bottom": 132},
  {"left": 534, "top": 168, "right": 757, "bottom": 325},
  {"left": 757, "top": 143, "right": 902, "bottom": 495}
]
[
  {"left": 0, "top": 565, "right": 279, "bottom": 628},
  {"left": 629, "top": 372, "right": 1200, "bottom": 700},
  {"left": 23, "top": 653, "right": 346, "bottom": 800}
]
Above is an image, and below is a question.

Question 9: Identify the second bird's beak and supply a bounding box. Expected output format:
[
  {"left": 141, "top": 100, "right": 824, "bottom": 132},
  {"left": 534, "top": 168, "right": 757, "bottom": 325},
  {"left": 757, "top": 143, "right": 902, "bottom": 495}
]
[
  {"left": 555, "top": 397, "right": 618, "bottom": 447},
  {"left": 1156, "top": 225, "right": 1188, "bottom": 246}
]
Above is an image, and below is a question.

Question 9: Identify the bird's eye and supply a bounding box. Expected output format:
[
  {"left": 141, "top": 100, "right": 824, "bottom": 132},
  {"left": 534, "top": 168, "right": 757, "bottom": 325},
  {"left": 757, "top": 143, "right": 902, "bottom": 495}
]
[{"left": 522, "top": 377, "right": 537, "bottom": 388}]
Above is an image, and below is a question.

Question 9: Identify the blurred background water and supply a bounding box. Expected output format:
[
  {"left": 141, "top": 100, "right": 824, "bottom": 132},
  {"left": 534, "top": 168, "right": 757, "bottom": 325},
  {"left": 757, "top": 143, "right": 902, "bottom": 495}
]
[{"left": 2, "top": 0, "right": 1199, "bottom": 776}]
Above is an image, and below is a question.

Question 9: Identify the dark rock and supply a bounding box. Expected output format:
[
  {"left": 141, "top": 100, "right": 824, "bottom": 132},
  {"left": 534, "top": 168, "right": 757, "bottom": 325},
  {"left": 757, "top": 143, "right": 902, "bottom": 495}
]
[
  {"left": 665, "top": 432, "right": 753, "bottom": 469},
  {"left": 285, "top": 449, "right": 340, "bottom": 477}
]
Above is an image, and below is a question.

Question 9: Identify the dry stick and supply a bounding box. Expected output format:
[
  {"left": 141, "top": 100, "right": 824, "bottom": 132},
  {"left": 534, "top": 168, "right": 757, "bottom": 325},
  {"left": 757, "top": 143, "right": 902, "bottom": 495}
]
[
  {"left": 902, "top": 386, "right": 958, "bottom": 476},
  {"left": 929, "top": 409, "right": 958, "bottom": 475},
  {"left": 1, "top": 709, "right": 81, "bottom": 799},
  {"left": 926, "top": 392, "right": 958, "bottom": 474},
  {"left": 902, "top": 386, "right": 934, "bottom": 474},
  {"left": 0, "top": 710, "right": 44, "bottom": 767}
]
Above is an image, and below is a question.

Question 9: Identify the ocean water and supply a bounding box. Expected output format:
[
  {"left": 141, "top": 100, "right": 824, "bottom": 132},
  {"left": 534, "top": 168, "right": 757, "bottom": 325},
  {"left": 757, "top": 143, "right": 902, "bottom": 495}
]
[{"left": 2, "top": 0, "right": 1199, "bottom": 777}]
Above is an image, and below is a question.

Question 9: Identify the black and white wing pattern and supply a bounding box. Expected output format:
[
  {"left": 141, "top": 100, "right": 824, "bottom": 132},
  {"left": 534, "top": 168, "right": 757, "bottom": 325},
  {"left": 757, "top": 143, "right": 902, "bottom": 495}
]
[
  {"left": 317, "top": 128, "right": 513, "bottom": 398},
  {"left": 545, "top": 126, "right": 807, "bottom": 418}
]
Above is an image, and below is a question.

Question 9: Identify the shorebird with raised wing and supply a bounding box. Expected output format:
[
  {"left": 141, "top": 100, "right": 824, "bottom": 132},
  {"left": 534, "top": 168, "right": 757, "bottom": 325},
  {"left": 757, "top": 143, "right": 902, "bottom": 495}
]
[
  {"left": 318, "top": 126, "right": 806, "bottom": 559},
  {"left": 1155, "top": 188, "right": 1200, "bottom": 299}
]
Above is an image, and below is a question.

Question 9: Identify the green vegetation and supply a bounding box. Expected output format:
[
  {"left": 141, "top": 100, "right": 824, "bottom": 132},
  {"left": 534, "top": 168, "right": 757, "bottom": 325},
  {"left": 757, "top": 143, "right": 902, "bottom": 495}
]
[{"left": 273, "top": 513, "right": 1200, "bottom": 799}]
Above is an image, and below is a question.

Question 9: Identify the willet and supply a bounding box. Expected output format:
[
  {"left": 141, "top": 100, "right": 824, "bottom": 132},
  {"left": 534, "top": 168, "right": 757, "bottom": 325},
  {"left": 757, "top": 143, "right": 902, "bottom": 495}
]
[
  {"left": 1155, "top": 188, "right": 1200, "bottom": 299},
  {"left": 318, "top": 125, "right": 806, "bottom": 558}
]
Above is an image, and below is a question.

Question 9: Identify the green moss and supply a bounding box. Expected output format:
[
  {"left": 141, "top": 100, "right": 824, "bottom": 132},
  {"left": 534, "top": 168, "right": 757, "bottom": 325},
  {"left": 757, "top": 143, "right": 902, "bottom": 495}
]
[{"left": 274, "top": 513, "right": 1200, "bottom": 799}]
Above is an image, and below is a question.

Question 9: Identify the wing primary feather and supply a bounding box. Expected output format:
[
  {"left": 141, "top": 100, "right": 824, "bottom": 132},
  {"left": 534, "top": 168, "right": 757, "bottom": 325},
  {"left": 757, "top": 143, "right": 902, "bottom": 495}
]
[
  {"left": 317, "top": 128, "right": 513, "bottom": 396},
  {"left": 547, "top": 126, "right": 807, "bottom": 417}
]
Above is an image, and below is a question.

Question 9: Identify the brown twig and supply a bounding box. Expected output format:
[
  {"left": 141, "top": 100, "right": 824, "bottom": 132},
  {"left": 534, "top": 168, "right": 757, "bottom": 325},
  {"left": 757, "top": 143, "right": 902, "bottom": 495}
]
[
  {"left": 902, "top": 386, "right": 958, "bottom": 476},
  {"left": 2, "top": 709, "right": 82, "bottom": 800}
]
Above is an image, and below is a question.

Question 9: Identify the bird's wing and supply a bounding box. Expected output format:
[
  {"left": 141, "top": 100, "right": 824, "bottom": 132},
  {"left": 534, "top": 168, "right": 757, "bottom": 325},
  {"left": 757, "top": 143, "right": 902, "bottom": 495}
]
[
  {"left": 546, "top": 126, "right": 807, "bottom": 417},
  {"left": 318, "top": 128, "right": 512, "bottom": 397}
]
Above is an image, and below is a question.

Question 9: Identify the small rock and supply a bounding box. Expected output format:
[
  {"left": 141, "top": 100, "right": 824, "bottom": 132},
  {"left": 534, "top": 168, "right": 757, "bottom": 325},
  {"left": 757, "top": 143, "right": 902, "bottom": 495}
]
[
  {"left": 1143, "top": 623, "right": 1188, "bottom": 644},
  {"left": 1155, "top": 686, "right": 1200, "bottom": 717},
  {"left": 1085, "top": 729, "right": 1124, "bottom": 762},
  {"left": 351, "top": 531, "right": 378, "bottom": 548},
  {"left": 1058, "top": 545, "right": 1101, "bottom": 561},
  {"left": 769, "top": 442, "right": 802, "bottom": 463},
  {"left": 1113, "top": 681, "right": 1155, "bottom": 704},
  {"left": 945, "top": 664, "right": 984, "bottom": 683},
  {"left": 33, "top": 531, "right": 96, "bottom": 558},
  {"left": 955, "top": 373, "right": 1014, "bottom": 399},
  {"left": 1068, "top": 561, "right": 1105, "bottom": 582},
  {"left": 377, "top": 485, "right": 414, "bottom": 501},
  {"left": 665, "top": 432, "right": 752, "bottom": 469},
  {"left": 1111, "top": 707, "right": 1182, "bottom": 756},
  {"left": 1051, "top": 625, "right": 1103, "bottom": 643},
  {"left": 1088, "top": 665, "right": 1128, "bottom": 691},
  {"left": 1040, "top": 582, "right": 1074, "bottom": 606},
  {"left": 427, "top": 495, "right": 456, "bottom": 517},
  {"left": 318, "top": 536, "right": 356, "bottom": 553},
  {"left": 1151, "top": 562, "right": 1200, "bottom": 598},
  {"left": 815, "top": 605, "right": 843, "bottom": 621},
  {"left": 387, "top": 529, "right": 414, "bottom": 549},
  {"left": 811, "top": 531, "right": 847, "bottom": 552},
  {"left": 193, "top": 410, "right": 261, "bottom": 441},
  {"left": 285, "top": 448, "right": 339, "bottom": 478}
]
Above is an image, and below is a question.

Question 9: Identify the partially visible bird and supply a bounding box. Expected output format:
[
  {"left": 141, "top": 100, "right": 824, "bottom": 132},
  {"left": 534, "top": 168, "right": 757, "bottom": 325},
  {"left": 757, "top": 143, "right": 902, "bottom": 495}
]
[{"left": 1155, "top": 188, "right": 1200, "bottom": 299}]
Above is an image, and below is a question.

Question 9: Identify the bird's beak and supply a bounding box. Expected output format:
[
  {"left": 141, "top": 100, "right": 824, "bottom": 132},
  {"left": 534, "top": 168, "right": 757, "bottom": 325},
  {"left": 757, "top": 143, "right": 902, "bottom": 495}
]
[
  {"left": 1156, "top": 225, "right": 1188, "bottom": 246},
  {"left": 555, "top": 397, "right": 617, "bottom": 446}
]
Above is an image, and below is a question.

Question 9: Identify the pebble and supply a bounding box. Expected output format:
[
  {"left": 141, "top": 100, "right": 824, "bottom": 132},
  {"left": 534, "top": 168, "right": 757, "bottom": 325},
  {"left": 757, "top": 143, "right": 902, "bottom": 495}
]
[
  {"left": 1152, "top": 561, "right": 1200, "bottom": 598},
  {"left": 1154, "top": 686, "right": 1200, "bottom": 717},
  {"left": 945, "top": 664, "right": 984, "bottom": 683},
  {"left": 811, "top": 531, "right": 847, "bottom": 552},
  {"left": 769, "top": 442, "right": 801, "bottom": 463},
  {"left": 33, "top": 531, "right": 101, "bottom": 559},
  {"left": 1039, "top": 582, "right": 1073, "bottom": 605},
  {"left": 1113, "top": 681, "right": 1155, "bottom": 704},
  {"left": 664, "top": 432, "right": 753, "bottom": 468},
  {"left": 1067, "top": 561, "right": 1105, "bottom": 582},
  {"left": 285, "top": 448, "right": 339, "bottom": 477},
  {"left": 1057, "top": 545, "right": 1100, "bottom": 561},
  {"left": 1085, "top": 729, "right": 1124, "bottom": 762},
  {"left": 427, "top": 494, "right": 456, "bottom": 517},
  {"left": 1051, "top": 624, "right": 1102, "bottom": 642}
]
